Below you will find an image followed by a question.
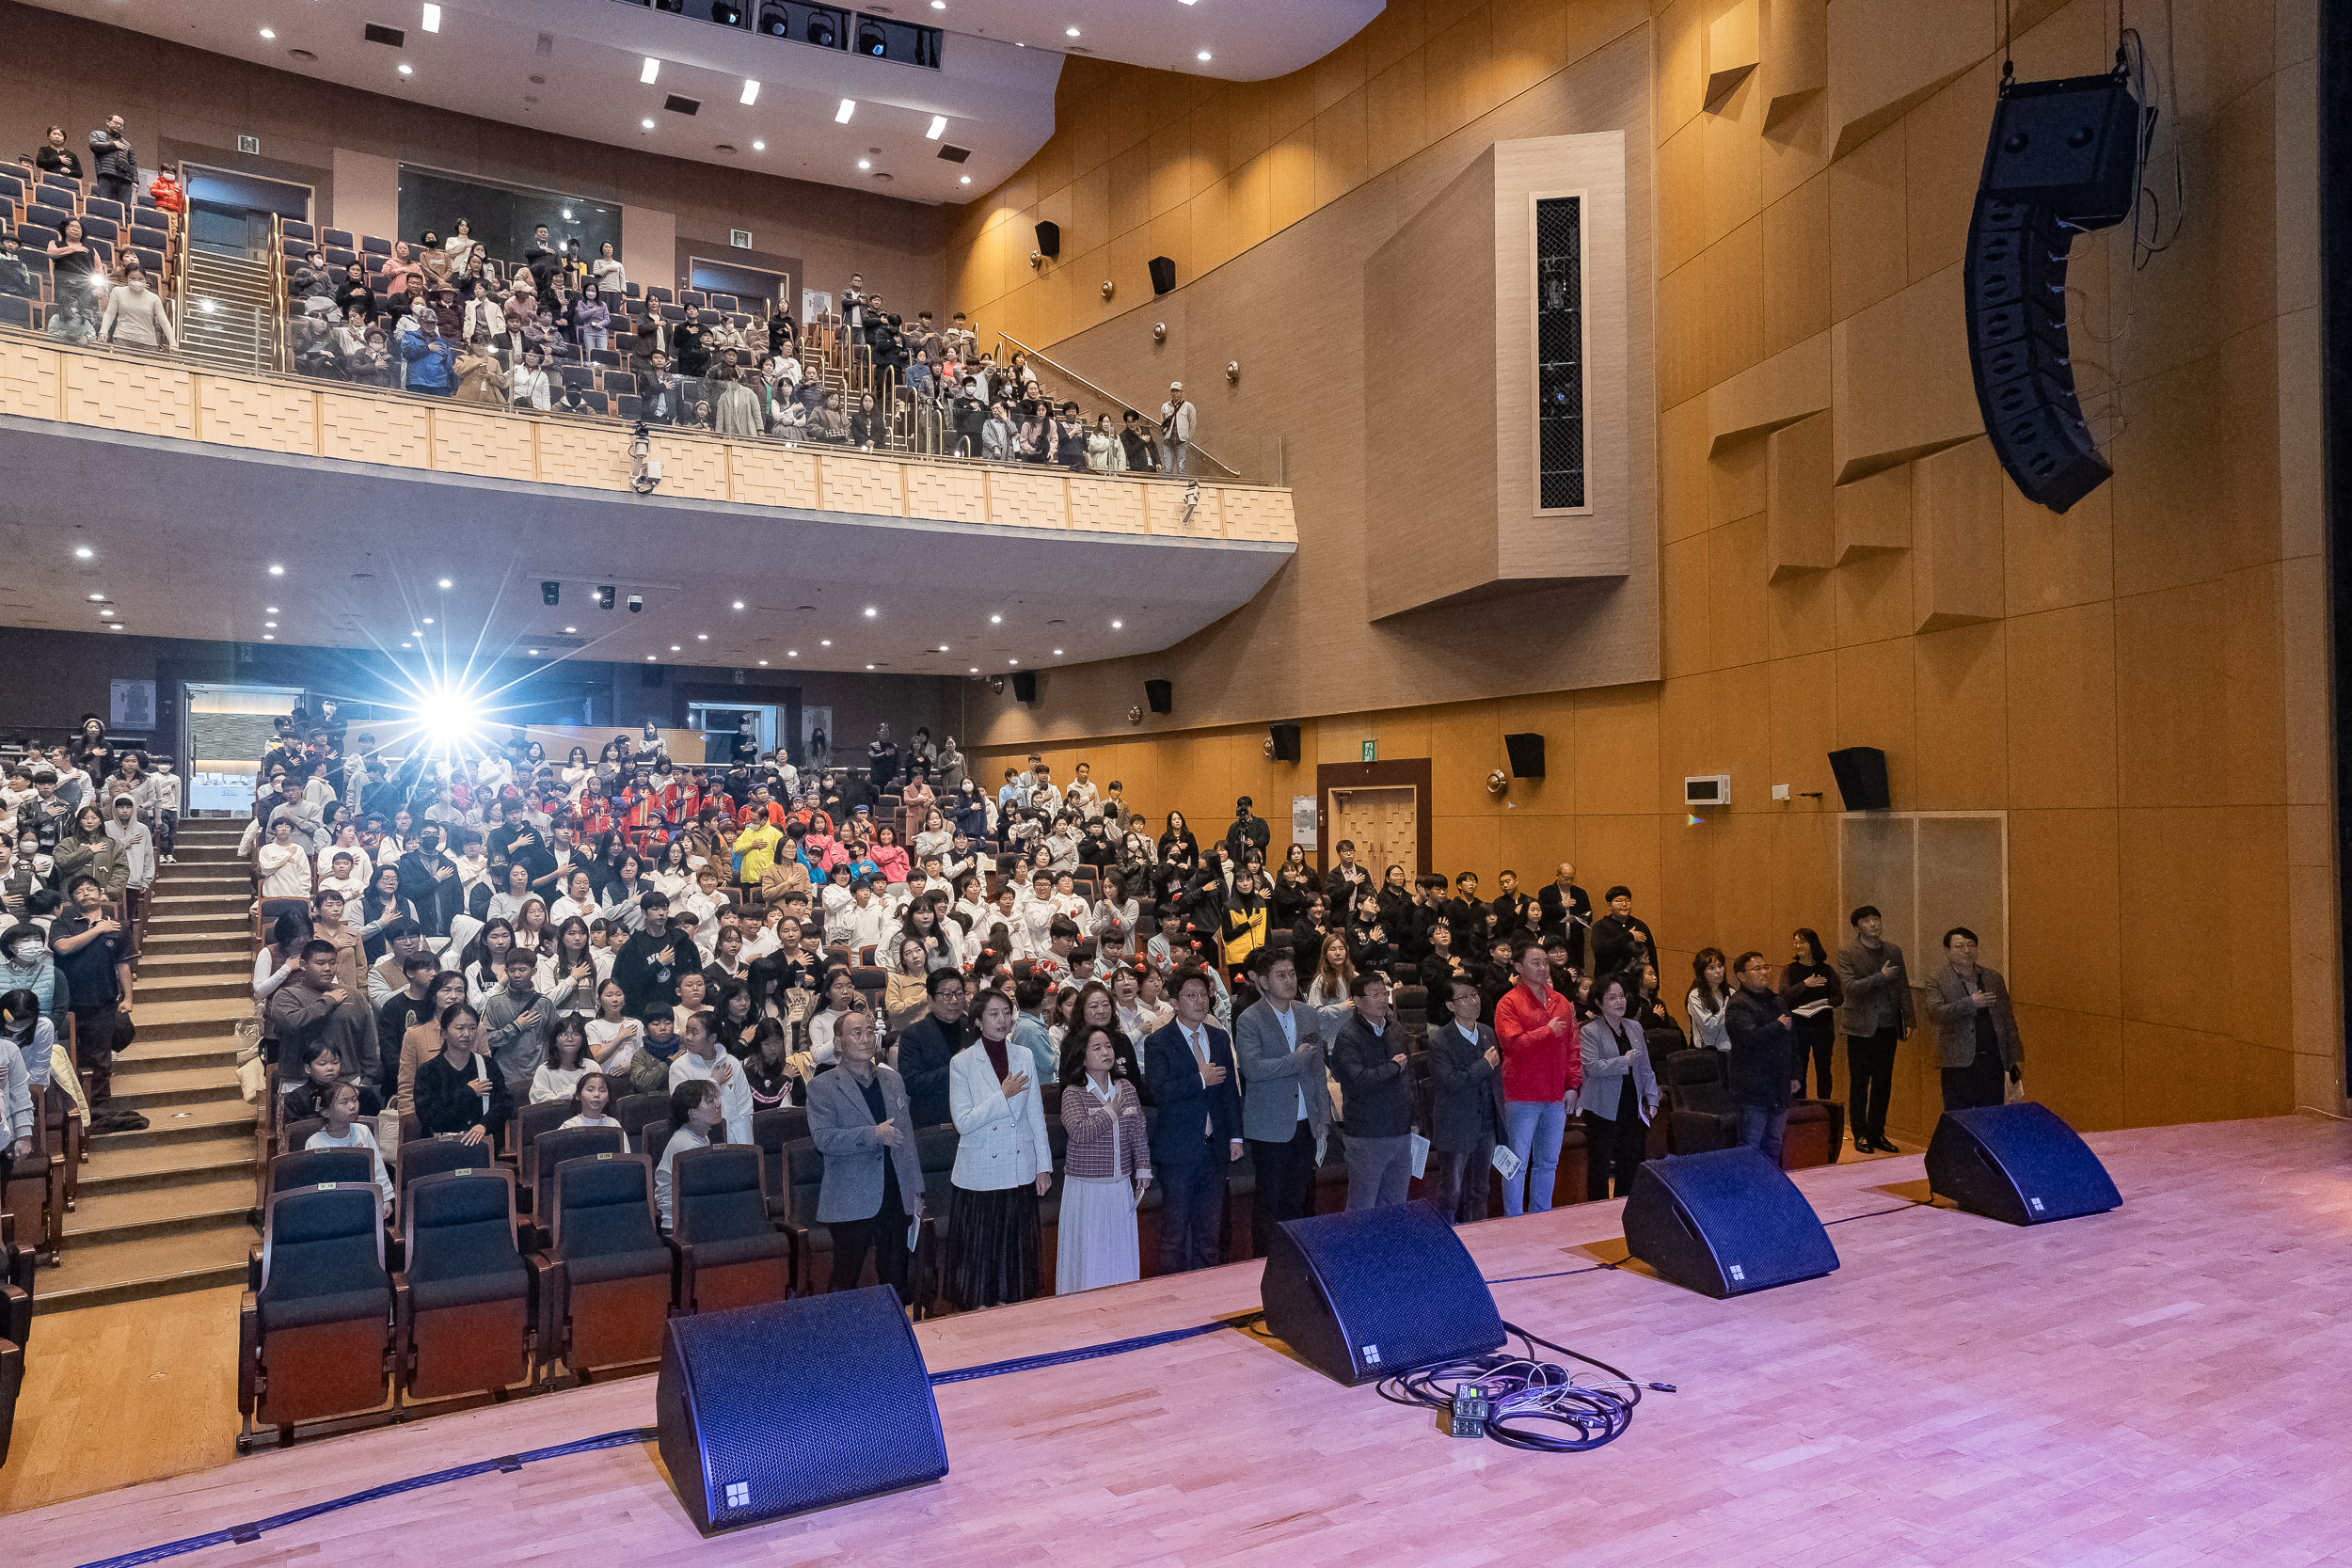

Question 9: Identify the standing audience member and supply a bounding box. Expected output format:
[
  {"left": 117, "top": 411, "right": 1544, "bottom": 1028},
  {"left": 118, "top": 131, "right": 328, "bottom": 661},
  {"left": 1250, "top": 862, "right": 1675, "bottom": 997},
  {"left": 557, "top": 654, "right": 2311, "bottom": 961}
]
[
  {"left": 89, "top": 114, "right": 138, "bottom": 207},
  {"left": 1233, "top": 946, "right": 1329, "bottom": 1249},
  {"left": 1493, "top": 938, "right": 1579, "bottom": 1214},
  {"left": 1726, "top": 951, "right": 1800, "bottom": 1163},
  {"left": 1056, "top": 1022, "right": 1150, "bottom": 1294},
  {"left": 1578, "top": 973, "right": 1658, "bottom": 1199},
  {"left": 1924, "top": 927, "right": 2022, "bottom": 1112},
  {"left": 1835, "top": 905, "right": 1912, "bottom": 1153},
  {"left": 1142, "top": 967, "right": 1242, "bottom": 1275},
  {"left": 1333, "top": 971, "right": 1417, "bottom": 1211},
  {"left": 1781, "top": 928, "right": 1841, "bottom": 1101},
  {"left": 1425, "top": 974, "right": 1504, "bottom": 1225},
  {"left": 1160, "top": 381, "right": 1197, "bottom": 476},
  {"left": 807, "top": 1007, "right": 926, "bottom": 1295},
  {"left": 942, "top": 988, "right": 1052, "bottom": 1308}
]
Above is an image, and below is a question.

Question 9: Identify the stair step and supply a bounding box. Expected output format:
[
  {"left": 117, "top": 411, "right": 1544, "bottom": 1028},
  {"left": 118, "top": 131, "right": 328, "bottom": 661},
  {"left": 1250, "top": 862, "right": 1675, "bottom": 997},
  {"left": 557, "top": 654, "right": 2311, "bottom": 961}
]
[
  {"left": 30, "top": 1227, "right": 257, "bottom": 1315},
  {"left": 77, "top": 1138, "right": 256, "bottom": 1195},
  {"left": 151, "top": 893, "right": 249, "bottom": 911},
  {"left": 144, "top": 930, "right": 253, "bottom": 954},
  {"left": 136, "top": 950, "right": 254, "bottom": 976},
  {"left": 88, "top": 1093, "right": 255, "bottom": 1150},
  {"left": 65, "top": 1177, "right": 257, "bottom": 1244},
  {"left": 112, "top": 1064, "right": 244, "bottom": 1110},
  {"left": 117, "top": 1035, "right": 246, "bottom": 1072},
  {"left": 138, "top": 973, "right": 252, "bottom": 1004},
  {"left": 146, "top": 915, "right": 251, "bottom": 936},
  {"left": 130, "top": 995, "right": 253, "bottom": 1041}
]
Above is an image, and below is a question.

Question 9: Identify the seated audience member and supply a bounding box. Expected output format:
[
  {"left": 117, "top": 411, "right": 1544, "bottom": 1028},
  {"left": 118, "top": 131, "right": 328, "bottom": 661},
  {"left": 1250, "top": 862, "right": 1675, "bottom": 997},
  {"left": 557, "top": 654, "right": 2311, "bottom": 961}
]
[
  {"left": 305, "top": 1080, "right": 394, "bottom": 1214},
  {"left": 412, "top": 1001, "right": 512, "bottom": 1147},
  {"left": 281, "top": 1037, "right": 384, "bottom": 1123},
  {"left": 656, "top": 1077, "right": 723, "bottom": 1231}
]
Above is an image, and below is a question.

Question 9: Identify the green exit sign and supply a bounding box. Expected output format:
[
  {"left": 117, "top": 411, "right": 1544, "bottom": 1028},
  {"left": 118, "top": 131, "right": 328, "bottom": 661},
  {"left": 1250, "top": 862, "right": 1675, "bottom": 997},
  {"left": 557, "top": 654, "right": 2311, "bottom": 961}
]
[{"left": 1361, "top": 739, "right": 1376, "bottom": 762}]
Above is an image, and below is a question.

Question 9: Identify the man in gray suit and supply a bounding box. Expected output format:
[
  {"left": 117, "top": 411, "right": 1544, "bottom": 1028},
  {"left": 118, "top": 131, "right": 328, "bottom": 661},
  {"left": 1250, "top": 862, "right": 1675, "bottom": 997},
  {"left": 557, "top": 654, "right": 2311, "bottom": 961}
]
[
  {"left": 806, "top": 1008, "right": 927, "bottom": 1297},
  {"left": 1923, "top": 927, "right": 2023, "bottom": 1113},
  {"left": 1233, "top": 945, "right": 1331, "bottom": 1252},
  {"left": 1835, "top": 904, "right": 1913, "bottom": 1153}
]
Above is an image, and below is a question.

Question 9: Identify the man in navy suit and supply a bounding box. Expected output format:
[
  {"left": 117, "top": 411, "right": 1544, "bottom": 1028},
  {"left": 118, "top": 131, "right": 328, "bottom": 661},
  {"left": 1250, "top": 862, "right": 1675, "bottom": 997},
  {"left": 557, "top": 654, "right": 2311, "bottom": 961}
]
[{"left": 1144, "top": 964, "right": 1245, "bottom": 1275}]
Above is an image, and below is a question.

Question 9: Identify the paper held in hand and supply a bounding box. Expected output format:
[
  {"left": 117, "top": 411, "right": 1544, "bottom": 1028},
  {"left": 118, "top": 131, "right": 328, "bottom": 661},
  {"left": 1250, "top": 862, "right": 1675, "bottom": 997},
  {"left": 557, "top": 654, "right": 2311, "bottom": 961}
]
[
  {"left": 1408, "top": 1133, "right": 1430, "bottom": 1180},
  {"left": 1490, "top": 1142, "right": 1523, "bottom": 1180}
]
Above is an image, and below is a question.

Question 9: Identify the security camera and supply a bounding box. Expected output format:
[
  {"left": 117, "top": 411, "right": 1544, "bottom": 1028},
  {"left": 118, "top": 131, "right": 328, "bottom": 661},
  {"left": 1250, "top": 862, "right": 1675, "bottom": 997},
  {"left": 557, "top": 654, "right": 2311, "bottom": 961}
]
[{"left": 627, "top": 594, "right": 644, "bottom": 614}]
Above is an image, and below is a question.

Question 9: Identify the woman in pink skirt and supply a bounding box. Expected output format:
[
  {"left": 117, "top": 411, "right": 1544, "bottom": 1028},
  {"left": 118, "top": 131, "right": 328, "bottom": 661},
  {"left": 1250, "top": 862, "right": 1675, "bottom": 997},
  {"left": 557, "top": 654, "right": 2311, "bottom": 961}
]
[{"left": 1056, "top": 1023, "right": 1151, "bottom": 1294}]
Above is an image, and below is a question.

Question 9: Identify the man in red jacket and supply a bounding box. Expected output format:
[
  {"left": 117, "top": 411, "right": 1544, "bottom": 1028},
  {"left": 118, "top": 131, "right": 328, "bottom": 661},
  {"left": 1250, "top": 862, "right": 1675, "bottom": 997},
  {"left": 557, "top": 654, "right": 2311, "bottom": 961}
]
[{"left": 1493, "top": 936, "right": 1581, "bottom": 1215}]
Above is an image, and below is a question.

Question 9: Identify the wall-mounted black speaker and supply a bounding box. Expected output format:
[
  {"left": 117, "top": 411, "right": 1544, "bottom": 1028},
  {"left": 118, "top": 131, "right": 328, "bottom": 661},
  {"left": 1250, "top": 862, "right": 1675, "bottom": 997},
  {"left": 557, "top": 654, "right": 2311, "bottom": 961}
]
[
  {"left": 642, "top": 663, "right": 667, "bottom": 689},
  {"left": 1502, "top": 732, "right": 1545, "bottom": 779},
  {"left": 1963, "top": 70, "right": 2150, "bottom": 514},
  {"left": 1268, "top": 722, "right": 1301, "bottom": 763},
  {"left": 1034, "top": 219, "right": 1060, "bottom": 258},
  {"left": 1826, "top": 746, "right": 1890, "bottom": 811},
  {"left": 1148, "top": 254, "right": 1176, "bottom": 294},
  {"left": 1260, "top": 1205, "right": 1504, "bottom": 1386},
  {"left": 1009, "top": 671, "right": 1038, "bottom": 705},
  {"left": 656, "top": 1286, "right": 946, "bottom": 1534},
  {"left": 1925, "top": 1102, "right": 2121, "bottom": 1225},
  {"left": 541, "top": 580, "right": 560, "bottom": 607},
  {"left": 1144, "top": 679, "right": 1172, "bottom": 715},
  {"left": 1622, "top": 1148, "right": 1839, "bottom": 1298}
]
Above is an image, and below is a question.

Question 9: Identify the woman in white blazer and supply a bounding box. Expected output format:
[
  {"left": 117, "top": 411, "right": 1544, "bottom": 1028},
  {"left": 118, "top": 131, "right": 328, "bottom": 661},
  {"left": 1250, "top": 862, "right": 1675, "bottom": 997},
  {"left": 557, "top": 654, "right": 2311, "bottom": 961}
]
[
  {"left": 1579, "top": 973, "right": 1660, "bottom": 1201},
  {"left": 941, "top": 988, "right": 1053, "bottom": 1309}
]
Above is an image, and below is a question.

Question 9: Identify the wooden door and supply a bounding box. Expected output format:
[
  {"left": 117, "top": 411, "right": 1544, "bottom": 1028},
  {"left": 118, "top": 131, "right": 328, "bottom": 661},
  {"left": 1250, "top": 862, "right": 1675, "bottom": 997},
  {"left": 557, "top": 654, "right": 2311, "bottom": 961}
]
[{"left": 1328, "top": 786, "right": 1419, "bottom": 880}]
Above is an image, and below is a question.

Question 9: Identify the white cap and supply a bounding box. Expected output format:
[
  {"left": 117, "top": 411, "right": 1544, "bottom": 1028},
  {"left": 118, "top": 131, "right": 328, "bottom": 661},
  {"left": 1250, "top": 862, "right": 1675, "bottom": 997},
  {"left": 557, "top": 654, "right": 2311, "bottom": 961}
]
[{"left": 1169, "top": 381, "right": 1183, "bottom": 390}]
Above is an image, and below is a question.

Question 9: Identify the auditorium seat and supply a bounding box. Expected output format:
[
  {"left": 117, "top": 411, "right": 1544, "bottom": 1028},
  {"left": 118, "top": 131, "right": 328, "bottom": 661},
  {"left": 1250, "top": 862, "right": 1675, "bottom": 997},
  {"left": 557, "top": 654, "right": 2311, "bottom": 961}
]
[
  {"left": 321, "top": 227, "right": 351, "bottom": 249},
  {"left": 239, "top": 1182, "right": 393, "bottom": 1435},
  {"left": 0, "top": 296, "right": 30, "bottom": 331},
  {"left": 360, "top": 234, "right": 390, "bottom": 258},
  {"left": 281, "top": 220, "right": 314, "bottom": 244},
  {"left": 0, "top": 1334, "right": 22, "bottom": 1466},
  {"left": 394, "top": 1132, "right": 488, "bottom": 1215},
  {"left": 614, "top": 1091, "right": 670, "bottom": 1152},
  {"left": 752, "top": 1106, "right": 810, "bottom": 1219},
  {"left": 268, "top": 1145, "right": 374, "bottom": 1201},
  {"left": 672, "top": 1145, "right": 794, "bottom": 1314},
  {"left": 779, "top": 1134, "right": 831, "bottom": 1286},
  {"left": 395, "top": 1167, "right": 534, "bottom": 1402},
  {"left": 513, "top": 1100, "right": 574, "bottom": 1200},
  {"left": 524, "top": 1123, "right": 626, "bottom": 1246},
  {"left": 81, "top": 198, "right": 122, "bottom": 226},
  {"left": 531, "top": 1152, "right": 673, "bottom": 1383},
  {"left": 1661, "top": 1050, "right": 1740, "bottom": 1156}
]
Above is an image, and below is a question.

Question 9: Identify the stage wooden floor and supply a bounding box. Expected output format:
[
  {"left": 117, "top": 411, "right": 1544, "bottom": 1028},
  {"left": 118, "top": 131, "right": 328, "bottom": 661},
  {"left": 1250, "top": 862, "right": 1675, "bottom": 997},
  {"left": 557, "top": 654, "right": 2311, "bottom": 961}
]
[{"left": 15, "top": 1116, "right": 2352, "bottom": 1566}]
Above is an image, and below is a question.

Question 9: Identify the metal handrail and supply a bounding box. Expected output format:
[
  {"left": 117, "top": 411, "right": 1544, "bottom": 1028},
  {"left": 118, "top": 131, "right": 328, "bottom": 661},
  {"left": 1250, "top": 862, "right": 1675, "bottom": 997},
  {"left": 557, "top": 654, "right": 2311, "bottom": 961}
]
[
  {"left": 991, "top": 330, "right": 1240, "bottom": 479},
  {"left": 268, "top": 214, "right": 289, "bottom": 374}
]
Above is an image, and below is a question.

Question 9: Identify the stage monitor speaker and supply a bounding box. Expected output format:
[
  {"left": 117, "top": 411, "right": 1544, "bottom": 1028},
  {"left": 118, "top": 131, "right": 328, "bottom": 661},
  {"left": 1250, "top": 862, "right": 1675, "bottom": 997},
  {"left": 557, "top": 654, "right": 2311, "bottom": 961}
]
[
  {"left": 1925, "top": 1101, "right": 2121, "bottom": 1226},
  {"left": 1144, "top": 678, "right": 1173, "bottom": 715},
  {"left": 1261, "top": 1204, "right": 1504, "bottom": 1386},
  {"left": 1503, "top": 732, "right": 1546, "bottom": 779},
  {"left": 1268, "top": 722, "right": 1301, "bottom": 763},
  {"left": 1622, "top": 1148, "right": 1839, "bottom": 1298},
  {"left": 656, "top": 1286, "right": 946, "bottom": 1535},
  {"left": 1148, "top": 254, "right": 1176, "bottom": 295},
  {"left": 1034, "top": 219, "right": 1061, "bottom": 258},
  {"left": 1009, "top": 670, "right": 1038, "bottom": 705},
  {"left": 1826, "top": 746, "right": 1890, "bottom": 811},
  {"left": 1963, "top": 71, "right": 2148, "bottom": 514}
]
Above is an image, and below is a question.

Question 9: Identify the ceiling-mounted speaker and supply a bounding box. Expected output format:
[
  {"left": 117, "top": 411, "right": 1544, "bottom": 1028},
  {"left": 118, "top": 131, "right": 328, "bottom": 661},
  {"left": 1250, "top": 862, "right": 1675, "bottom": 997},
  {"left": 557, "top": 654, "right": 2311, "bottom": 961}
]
[
  {"left": 1268, "top": 723, "right": 1301, "bottom": 763},
  {"left": 1143, "top": 679, "right": 1172, "bottom": 715},
  {"left": 1502, "top": 732, "right": 1546, "bottom": 779},
  {"left": 1034, "top": 220, "right": 1060, "bottom": 258},
  {"left": 1010, "top": 671, "right": 1038, "bottom": 705},
  {"left": 1148, "top": 255, "right": 1176, "bottom": 295}
]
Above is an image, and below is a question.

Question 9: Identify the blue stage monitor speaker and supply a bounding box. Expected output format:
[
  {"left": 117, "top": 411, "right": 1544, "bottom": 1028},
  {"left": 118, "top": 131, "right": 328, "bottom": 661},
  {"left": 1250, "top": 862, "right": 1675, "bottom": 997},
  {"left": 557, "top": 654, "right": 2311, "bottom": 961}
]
[
  {"left": 1261, "top": 1203, "right": 1504, "bottom": 1386},
  {"left": 1622, "top": 1148, "right": 1839, "bottom": 1298},
  {"left": 1925, "top": 1101, "right": 2120, "bottom": 1225},
  {"left": 656, "top": 1286, "right": 946, "bottom": 1534}
]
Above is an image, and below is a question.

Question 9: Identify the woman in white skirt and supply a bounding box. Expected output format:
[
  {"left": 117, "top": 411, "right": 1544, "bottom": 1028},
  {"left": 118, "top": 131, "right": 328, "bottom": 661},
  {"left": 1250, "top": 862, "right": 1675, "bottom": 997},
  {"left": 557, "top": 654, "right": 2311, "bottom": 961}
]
[{"left": 1056, "top": 1023, "right": 1151, "bottom": 1294}]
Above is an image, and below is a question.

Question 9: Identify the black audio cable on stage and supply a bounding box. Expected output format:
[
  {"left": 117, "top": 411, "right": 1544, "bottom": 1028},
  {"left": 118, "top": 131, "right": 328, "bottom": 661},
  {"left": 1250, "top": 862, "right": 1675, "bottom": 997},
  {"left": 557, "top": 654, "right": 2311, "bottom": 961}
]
[{"left": 1375, "top": 1322, "right": 1673, "bottom": 1453}]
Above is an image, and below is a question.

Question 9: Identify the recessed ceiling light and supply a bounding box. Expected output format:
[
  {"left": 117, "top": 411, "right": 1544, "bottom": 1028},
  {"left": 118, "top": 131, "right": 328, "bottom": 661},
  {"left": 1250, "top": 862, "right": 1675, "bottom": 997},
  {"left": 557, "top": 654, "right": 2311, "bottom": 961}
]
[
  {"left": 564, "top": 626, "right": 576, "bottom": 633},
  {"left": 969, "top": 666, "right": 978, "bottom": 673},
  {"left": 562, "top": 208, "right": 574, "bottom": 221},
  {"left": 932, "top": 0, "right": 945, "bottom": 8},
  {"left": 259, "top": 26, "right": 275, "bottom": 39},
  {"left": 527, "top": 648, "right": 539, "bottom": 656},
  {"left": 857, "top": 159, "right": 871, "bottom": 170},
  {"left": 927, "top": 115, "right": 947, "bottom": 140},
  {"left": 87, "top": 594, "right": 103, "bottom": 602},
  {"left": 961, "top": 176, "right": 971, "bottom": 184},
  {"left": 939, "top": 644, "right": 950, "bottom": 652},
  {"left": 819, "top": 639, "right": 832, "bottom": 646},
  {"left": 1111, "top": 619, "right": 1123, "bottom": 628},
  {"left": 866, "top": 664, "right": 876, "bottom": 671},
  {"left": 641, "top": 56, "right": 660, "bottom": 85},
  {"left": 642, "top": 118, "right": 656, "bottom": 130},
  {"left": 1198, "top": 51, "right": 1212, "bottom": 61},
  {"left": 266, "top": 606, "right": 278, "bottom": 613},
  {"left": 98, "top": 610, "right": 113, "bottom": 618},
  {"left": 422, "top": 617, "right": 435, "bottom": 625},
  {"left": 732, "top": 600, "right": 746, "bottom": 610},
  {"left": 108, "top": 623, "right": 124, "bottom": 631},
  {"left": 989, "top": 612, "right": 1002, "bottom": 624},
  {"left": 836, "top": 98, "right": 856, "bottom": 123},
  {"left": 671, "top": 644, "right": 682, "bottom": 652},
  {"left": 74, "top": 546, "right": 93, "bottom": 559},
  {"left": 864, "top": 607, "right": 878, "bottom": 618},
  {"left": 397, "top": 62, "right": 413, "bottom": 75},
  {"left": 787, "top": 650, "right": 798, "bottom": 657},
  {"left": 411, "top": 630, "right": 423, "bottom": 638},
  {"left": 758, "top": 659, "right": 769, "bottom": 666},
  {"left": 647, "top": 655, "right": 657, "bottom": 660},
  {"left": 268, "top": 563, "right": 284, "bottom": 575},
  {"left": 752, "top": 140, "right": 766, "bottom": 150},
  {"left": 262, "top": 633, "right": 275, "bottom": 641},
  {"left": 402, "top": 641, "right": 412, "bottom": 648},
  {"left": 1053, "top": 648, "right": 1063, "bottom": 656},
  {"left": 740, "top": 79, "right": 760, "bottom": 105},
  {"left": 1009, "top": 658, "right": 1020, "bottom": 665},
  {"left": 421, "top": 3, "right": 441, "bottom": 31},
  {"left": 264, "top": 622, "right": 277, "bottom": 629},
  {"left": 437, "top": 577, "right": 453, "bottom": 589},
  {"left": 696, "top": 633, "right": 708, "bottom": 641},
  {"left": 1066, "top": 26, "right": 1080, "bottom": 37}
]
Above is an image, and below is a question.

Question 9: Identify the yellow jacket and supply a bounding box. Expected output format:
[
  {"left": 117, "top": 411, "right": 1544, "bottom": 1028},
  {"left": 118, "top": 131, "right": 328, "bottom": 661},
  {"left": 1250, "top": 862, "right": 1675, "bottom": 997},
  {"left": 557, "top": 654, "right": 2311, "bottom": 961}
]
[{"left": 735, "top": 822, "right": 784, "bottom": 884}]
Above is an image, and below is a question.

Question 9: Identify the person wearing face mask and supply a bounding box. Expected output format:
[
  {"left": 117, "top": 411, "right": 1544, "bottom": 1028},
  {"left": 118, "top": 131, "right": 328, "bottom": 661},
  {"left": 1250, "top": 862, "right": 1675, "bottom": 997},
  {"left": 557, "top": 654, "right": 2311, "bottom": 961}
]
[
  {"left": 1, "top": 988, "right": 46, "bottom": 1177},
  {"left": 52, "top": 875, "right": 143, "bottom": 1131},
  {"left": 97, "top": 264, "right": 176, "bottom": 350},
  {"left": 0, "top": 929, "right": 60, "bottom": 1063}
]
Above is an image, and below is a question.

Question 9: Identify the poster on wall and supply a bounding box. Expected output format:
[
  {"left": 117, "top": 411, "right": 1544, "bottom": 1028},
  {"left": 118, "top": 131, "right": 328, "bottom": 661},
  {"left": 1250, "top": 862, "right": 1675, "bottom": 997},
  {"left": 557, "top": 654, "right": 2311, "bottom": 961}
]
[
  {"left": 110, "top": 679, "right": 156, "bottom": 733},
  {"left": 803, "top": 288, "right": 834, "bottom": 323},
  {"left": 1291, "top": 795, "right": 1317, "bottom": 852}
]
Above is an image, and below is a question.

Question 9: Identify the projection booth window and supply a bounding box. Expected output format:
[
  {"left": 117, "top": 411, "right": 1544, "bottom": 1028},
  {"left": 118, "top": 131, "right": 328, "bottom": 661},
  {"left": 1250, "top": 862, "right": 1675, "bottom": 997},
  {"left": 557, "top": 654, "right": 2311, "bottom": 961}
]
[{"left": 1534, "top": 195, "right": 1586, "bottom": 511}]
